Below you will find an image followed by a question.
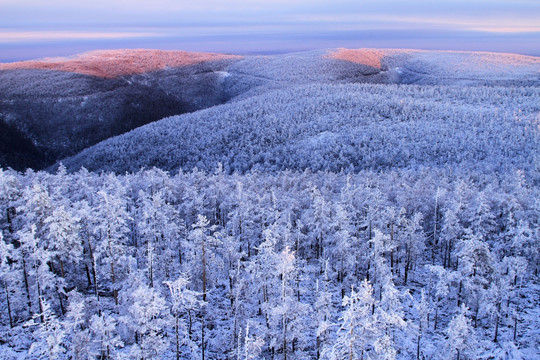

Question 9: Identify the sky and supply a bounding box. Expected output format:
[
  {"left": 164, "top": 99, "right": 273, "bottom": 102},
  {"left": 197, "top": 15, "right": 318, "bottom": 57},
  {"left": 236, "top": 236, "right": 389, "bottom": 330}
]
[{"left": 1, "top": 0, "right": 539, "bottom": 62}]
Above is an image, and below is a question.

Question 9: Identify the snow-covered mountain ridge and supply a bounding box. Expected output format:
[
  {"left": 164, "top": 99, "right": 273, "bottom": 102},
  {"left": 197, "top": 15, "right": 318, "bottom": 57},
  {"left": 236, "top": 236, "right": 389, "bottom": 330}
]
[{"left": 2, "top": 48, "right": 539, "bottom": 171}]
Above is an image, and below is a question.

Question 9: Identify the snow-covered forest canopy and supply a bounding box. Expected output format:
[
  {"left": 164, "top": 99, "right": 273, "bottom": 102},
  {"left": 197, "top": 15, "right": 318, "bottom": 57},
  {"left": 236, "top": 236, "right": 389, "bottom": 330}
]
[
  {"left": 0, "top": 48, "right": 539, "bottom": 359},
  {"left": 0, "top": 165, "right": 538, "bottom": 359}
]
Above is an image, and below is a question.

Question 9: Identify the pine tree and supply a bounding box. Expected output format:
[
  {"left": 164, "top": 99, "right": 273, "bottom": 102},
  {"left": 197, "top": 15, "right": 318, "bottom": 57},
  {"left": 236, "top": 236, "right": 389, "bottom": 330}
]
[
  {"left": 266, "top": 245, "right": 311, "bottom": 359},
  {"left": 413, "top": 289, "right": 429, "bottom": 360},
  {"left": 241, "top": 323, "right": 265, "bottom": 360},
  {"left": 89, "top": 312, "right": 123, "bottom": 360},
  {"left": 401, "top": 212, "right": 425, "bottom": 285},
  {"left": 455, "top": 228, "right": 494, "bottom": 324},
  {"left": 315, "top": 262, "right": 335, "bottom": 359},
  {"left": 64, "top": 291, "right": 92, "bottom": 360},
  {"left": 425, "top": 265, "right": 450, "bottom": 331},
  {"left": 44, "top": 205, "right": 83, "bottom": 313}
]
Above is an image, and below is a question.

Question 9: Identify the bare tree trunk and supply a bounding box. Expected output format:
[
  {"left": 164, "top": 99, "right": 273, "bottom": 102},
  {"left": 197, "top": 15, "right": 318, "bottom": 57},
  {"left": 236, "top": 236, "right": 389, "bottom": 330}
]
[
  {"left": 513, "top": 312, "right": 518, "bottom": 341},
  {"left": 202, "top": 238, "right": 206, "bottom": 302},
  {"left": 493, "top": 311, "right": 499, "bottom": 343},
  {"left": 36, "top": 279, "right": 44, "bottom": 323},
  {"left": 201, "top": 315, "right": 206, "bottom": 360},
  {"left": 175, "top": 312, "right": 180, "bottom": 360},
  {"left": 107, "top": 228, "right": 118, "bottom": 306},
  {"left": 85, "top": 264, "right": 92, "bottom": 288},
  {"left": 283, "top": 316, "right": 288, "bottom": 360},
  {"left": 417, "top": 334, "right": 421, "bottom": 360},
  {"left": 22, "top": 256, "right": 32, "bottom": 315},
  {"left": 110, "top": 260, "right": 118, "bottom": 306},
  {"left": 349, "top": 326, "right": 354, "bottom": 360},
  {"left": 390, "top": 222, "right": 395, "bottom": 273},
  {"left": 85, "top": 231, "right": 99, "bottom": 301},
  {"left": 148, "top": 241, "right": 154, "bottom": 288},
  {"left": 432, "top": 190, "right": 439, "bottom": 265},
  {"left": 4, "top": 280, "right": 13, "bottom": 328},
  {"left": 434, "top": 300, "right": 439, "bottom": 331},
  {"left": 404, "top": 254, "right": 410, "bottom": 285}
]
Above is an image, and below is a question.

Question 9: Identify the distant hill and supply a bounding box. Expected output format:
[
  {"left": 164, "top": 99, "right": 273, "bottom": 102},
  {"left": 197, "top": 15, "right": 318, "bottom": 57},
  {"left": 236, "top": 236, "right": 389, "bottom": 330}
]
[
  {"left": 0, "top": 49, "right": 241, "bottom": 78},
  {"left": 0, "top": 50, "right": 242, "bottom": 170},
  {"left": 2, "top": 48, "right": 539, "bottom": 172},
  {"left": 57, "top": 82, "right": 540, "bottom": 180},
  {"left": 329, "top": 48, "right": 540, "bottom": 86}
]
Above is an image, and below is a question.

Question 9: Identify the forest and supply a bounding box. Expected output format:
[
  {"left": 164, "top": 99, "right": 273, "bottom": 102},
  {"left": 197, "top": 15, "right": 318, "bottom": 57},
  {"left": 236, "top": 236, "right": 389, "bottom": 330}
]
[
  {"left": 0, "top": 165, "right": 537, "bottom": 359},
  {"left": 0, "top": 48, "right": 539, "bottom": 359}
]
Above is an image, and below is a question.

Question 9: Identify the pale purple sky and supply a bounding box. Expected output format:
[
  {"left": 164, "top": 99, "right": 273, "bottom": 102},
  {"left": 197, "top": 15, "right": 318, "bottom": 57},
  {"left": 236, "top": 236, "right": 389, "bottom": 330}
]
[{"left": 1, "top": 0, "right": 539, "bottom": 61}]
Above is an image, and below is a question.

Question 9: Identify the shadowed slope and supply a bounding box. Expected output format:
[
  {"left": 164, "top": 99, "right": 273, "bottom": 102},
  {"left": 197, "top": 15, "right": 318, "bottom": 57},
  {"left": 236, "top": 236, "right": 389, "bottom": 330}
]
[{"left": 0, "top": 50, "right": 243, "bottom": 170}]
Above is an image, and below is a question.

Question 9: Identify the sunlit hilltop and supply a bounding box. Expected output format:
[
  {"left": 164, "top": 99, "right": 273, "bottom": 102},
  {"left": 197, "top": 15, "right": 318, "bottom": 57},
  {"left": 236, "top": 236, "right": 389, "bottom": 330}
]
[{"left": 0, "top": 49, "right": 241, "bottom": 78}]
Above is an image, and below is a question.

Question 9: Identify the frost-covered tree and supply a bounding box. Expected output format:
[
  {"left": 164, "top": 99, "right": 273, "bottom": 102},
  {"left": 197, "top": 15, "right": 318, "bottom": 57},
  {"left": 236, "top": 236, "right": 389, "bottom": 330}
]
[
  {"left": 136, "top": 189, "right": 183, "bottom": 286},
  {"left": 330, "top": 204, "right": 357, "bottom": 296},
  {"left": 445, "top": 304, "right": 476, "bottom": 360},
  {"left": 241, "top": 323, "right": 265, "bottom": 360},
  {"left": 455, "top": 228, "right": 494, "bottom": 324},
  {"left": 89, "top": 312, "right": 123, "bottom": 360},
  {"left": 315, "top": 262, "right": 335, "bottom": 359},
  {"left": 124, "top": 281, "right": 170, "bottom": 360},
  {"left": 0, "top": 231, "right": 17, "bottom": 327},
  {"left": 327, "top": 280, "right": 377, "bottom": 360},
  {"left": 28, "top": 298, "right": 66, "bottom": 359},
  {"left": 44, "top": 205, "right": 82, "bottom": 313},
  {"left": 64, "top": 291, "right": 92, "bottom": 360},
  {"left": 400, "top": 212, "right": 425, "bottom": 285},
  {"left": 17, "top": 225, "right": 57, "bottom": 321},
  {"left": 425, "top": 265, "right": 450, "bottom": 331},
  {"left": 413, "top": 289, "right": 430, "bottom": 360},
  {"left": 92, "top": 185, "right": 132, "bottom": 306},
  {"left": 368, "top": 229, "right": 393, "bottom": 301},
  {"left": 440, "top": 205, "right": 463, "bottom": 269},
  {"left": 165, "top": 274, "right": 201, "bottom": 360},
  {"left": 266, "top": 245, "right": 311, "bottom": 359}
]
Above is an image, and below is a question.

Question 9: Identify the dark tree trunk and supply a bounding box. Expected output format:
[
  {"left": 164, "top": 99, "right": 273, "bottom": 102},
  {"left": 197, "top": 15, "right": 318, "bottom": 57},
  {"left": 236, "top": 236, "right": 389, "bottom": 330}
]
[{"left": 4, "top": 280, "right": 13, "bottom": 328}]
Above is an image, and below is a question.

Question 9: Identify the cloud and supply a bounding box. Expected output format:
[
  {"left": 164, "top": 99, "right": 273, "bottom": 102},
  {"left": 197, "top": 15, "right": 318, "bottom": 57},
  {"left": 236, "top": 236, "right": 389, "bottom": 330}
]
[
  {"left": 0, "top": 30, "right": 163, "bottom": 43},
  {"left": 0, "top": 0, "right": 538, "bottom": 59}
]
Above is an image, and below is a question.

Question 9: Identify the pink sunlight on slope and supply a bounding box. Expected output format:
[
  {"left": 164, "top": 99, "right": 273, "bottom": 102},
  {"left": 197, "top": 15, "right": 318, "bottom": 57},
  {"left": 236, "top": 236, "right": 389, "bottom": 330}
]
[
  {"left": 0, "top": 49, "right": 241, "bottom": 78},
  {"left": 328, "top": 48, "right": 385, "bottom": 69},
  {"left": 328, "top": 48, "right": 540, "bottom": 73}
]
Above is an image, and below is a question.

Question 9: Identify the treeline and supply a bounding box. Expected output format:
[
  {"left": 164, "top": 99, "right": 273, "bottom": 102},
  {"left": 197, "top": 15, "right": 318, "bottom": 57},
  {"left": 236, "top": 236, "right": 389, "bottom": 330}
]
[{"left": 0, "top": 166, "right": 537, "bottom": 359}]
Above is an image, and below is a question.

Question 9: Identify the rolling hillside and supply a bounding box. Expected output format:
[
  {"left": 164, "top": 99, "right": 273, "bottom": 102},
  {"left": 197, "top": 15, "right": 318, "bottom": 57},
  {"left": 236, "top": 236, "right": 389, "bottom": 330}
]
[
  {"left": 2, "top": 48, "right": 539, "bottom": 173},
  {"left": 0, "top": 50, "right": 242, "bottom": 170},
  {"left": 53, "top": 49, "right": 540, "bottom": 181}
]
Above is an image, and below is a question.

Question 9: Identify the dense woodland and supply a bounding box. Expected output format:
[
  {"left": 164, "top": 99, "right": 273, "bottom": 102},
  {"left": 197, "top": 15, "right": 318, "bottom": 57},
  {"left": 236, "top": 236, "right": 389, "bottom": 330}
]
[
  {"left": 0, "top": 166, "right": 538, "bottom": 359},
  {"left": 60, "top": 83, "right": 540, "bottom": 177}
]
